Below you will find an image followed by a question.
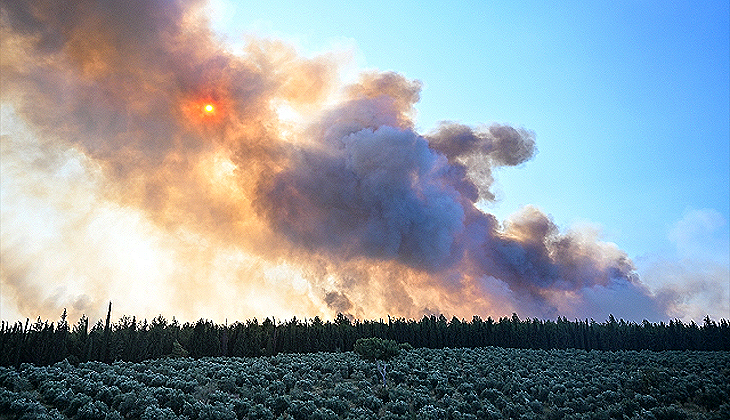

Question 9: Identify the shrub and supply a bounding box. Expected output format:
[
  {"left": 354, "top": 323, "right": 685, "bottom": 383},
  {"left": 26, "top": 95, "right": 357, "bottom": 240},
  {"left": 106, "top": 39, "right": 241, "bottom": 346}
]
[
  {"left": 310, "top": 407, "right": 340, "bottom": 420},
  {"left": 287, "top": 399, "right": 317, "bottom": 420},
  {"left": 322, "top": 396, "right": 350, "bottom": 416},
  {"left": 140, "top": 406, "right": 178, "bottom": 420},
  {"left": 354, "top": 338, "right": 400, "bottom": 361},
  {"left": 247, "top": 403, "right": 274, "bottom": 420},
  {"left": 1, "top": 347, "right": 729, "bottom": 420},
  {"left": 417, "top": 404, "right": 447, "bottom": 420},
  {"left": 652, "top": 405, "right": 688, "bottom": 420},
  {"left": 75, "top": 400, "right": 111, "bottom": 420},
  {"left": 385, "top": 399, "right": 409, "bottom": 415}
]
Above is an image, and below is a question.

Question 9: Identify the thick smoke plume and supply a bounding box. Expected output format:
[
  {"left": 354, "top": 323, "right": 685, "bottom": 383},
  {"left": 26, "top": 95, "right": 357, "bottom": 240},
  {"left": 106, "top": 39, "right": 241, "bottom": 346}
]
[{"left": 1, "top": 0, "right": 670, "bottom": 323}]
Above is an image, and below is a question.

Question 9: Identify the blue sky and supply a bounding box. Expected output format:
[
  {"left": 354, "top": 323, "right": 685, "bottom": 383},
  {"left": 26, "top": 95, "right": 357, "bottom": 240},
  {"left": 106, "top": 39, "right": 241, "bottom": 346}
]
[
  {"left": 209, "top": 1, "right": 729, "bottom": 260},
  {"left": 209, "top": 0, "right": 729, "bottom": 315},
  {"left": 1, "top": 0, "right": 727, "bottom": 322}
]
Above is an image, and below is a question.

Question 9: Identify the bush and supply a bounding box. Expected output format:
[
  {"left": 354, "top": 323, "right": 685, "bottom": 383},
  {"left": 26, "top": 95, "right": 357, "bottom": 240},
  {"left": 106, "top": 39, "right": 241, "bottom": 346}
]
[
  {"left": 417, "top": 404, "right": 447, "bottom": 420},
  {"left": 247, "top": 403, "right": 274, "bottom": 420},
  {"left": 287, "top": 399, "right": 317, "bottom": 420},
  {"left": 310, "top": 407, "right": 340, "bottom": 420},
  {"left": 74, "top": 400, "right": 111, "bottom": 420},
  {"left": 386, "top": 399, "right": 409, "bottom": 415},
  {"left": 1, "top": 347, "right": 728, "bottom": 420},
  {"left": 354, "top": 338, "right": 400, "bottom": 361},
  {"left": 652, "top": 405, "right": 688, "bottom": 420}
]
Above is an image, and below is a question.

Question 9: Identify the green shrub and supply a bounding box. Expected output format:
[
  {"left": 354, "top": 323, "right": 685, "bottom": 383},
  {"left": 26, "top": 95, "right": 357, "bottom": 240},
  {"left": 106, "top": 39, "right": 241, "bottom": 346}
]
[
  {"left": 354, "top": 338, "right": 400, "bottom": 361},
  {"left": 652, "top": 405, "right": 688, "bottom": 420}
]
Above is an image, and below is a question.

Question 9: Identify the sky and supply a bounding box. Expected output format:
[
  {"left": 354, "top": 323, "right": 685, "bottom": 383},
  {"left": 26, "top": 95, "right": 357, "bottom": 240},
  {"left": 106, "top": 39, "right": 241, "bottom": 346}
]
[{"left": 1, "top": 0, "right": 728, "bottom": 325}]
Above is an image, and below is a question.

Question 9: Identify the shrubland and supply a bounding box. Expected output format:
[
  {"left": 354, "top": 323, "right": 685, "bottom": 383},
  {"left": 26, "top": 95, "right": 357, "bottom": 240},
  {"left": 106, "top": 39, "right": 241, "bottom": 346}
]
[{"left": 1, "top": 346, "right": 729, "bottom": 419}]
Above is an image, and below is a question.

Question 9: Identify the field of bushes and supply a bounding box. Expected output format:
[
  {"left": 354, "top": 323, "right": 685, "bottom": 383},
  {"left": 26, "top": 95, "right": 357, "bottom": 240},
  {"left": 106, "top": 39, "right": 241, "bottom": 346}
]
[{"left": 2, "top": 347, "right": 729, "bottom": 420}]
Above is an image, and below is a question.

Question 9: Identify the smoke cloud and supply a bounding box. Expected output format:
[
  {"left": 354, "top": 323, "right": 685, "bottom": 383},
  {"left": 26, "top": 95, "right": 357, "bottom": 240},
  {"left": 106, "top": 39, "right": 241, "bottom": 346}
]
[{"left": 0, "top": 0, "right": 685, "bottom": 323}]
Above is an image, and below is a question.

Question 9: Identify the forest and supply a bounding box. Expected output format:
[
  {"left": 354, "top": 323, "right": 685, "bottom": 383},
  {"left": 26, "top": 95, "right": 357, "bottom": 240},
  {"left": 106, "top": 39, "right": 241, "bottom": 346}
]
[{"left": 1, "top": 305, "right": 728, "bottom": 367}]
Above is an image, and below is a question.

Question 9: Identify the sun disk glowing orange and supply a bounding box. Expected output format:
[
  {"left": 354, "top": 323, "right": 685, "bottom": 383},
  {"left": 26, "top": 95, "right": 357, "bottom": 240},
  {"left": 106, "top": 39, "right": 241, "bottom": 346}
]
[{"left": 204, "top": 104, "right": 214, "bottom": 113}]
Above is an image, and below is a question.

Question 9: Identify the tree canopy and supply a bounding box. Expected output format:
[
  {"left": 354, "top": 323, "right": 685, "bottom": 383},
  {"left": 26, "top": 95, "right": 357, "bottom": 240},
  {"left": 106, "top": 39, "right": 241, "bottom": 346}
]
[{"left": 1, "top": 308, "right": 728, "bottom": 366}]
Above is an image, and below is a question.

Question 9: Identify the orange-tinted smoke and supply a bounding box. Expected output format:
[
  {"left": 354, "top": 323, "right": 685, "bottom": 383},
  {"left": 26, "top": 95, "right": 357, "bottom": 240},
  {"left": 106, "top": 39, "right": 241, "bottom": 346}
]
[{"left": 1, "top": 0, "right": 672, "bottom": 323}]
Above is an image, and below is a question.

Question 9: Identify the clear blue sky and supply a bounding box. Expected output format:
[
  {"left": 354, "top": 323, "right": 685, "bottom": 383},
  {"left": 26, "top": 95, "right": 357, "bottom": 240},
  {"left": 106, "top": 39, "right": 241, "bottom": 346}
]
[{"left": 210, "top": 1, "right": 729, "bottom": 263}]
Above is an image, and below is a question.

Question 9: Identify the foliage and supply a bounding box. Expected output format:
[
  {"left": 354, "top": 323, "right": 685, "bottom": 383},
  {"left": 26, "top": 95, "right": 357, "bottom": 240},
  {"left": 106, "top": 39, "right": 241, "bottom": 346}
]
[
  {"left": 354, "top": 338, "right": 400, "bottom": 361},
  {"left": 1, "top": 310, "right": 729, "bottom": 367},
  {"left": 0, "top": 347, "right": 728, "bottom": 419},
  {"left": 354, "top": 337, "right": 401, "bottom": 387}
]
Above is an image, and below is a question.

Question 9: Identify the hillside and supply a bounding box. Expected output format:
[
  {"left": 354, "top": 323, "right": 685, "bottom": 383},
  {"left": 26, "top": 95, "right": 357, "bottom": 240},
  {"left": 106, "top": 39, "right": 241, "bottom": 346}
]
[{"left": 2, "top": 347, "right": 729, "bottom": 419}]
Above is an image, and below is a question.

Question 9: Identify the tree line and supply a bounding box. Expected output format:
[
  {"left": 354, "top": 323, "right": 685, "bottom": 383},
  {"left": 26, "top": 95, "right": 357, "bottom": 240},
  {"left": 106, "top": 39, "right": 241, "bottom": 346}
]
[{"left": 1, "top": 304, "right": 728, "bottom": 367}]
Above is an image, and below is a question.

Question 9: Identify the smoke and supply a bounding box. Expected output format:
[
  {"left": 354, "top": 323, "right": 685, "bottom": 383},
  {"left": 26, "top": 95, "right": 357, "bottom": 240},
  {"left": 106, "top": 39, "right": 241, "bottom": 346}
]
[
  {"left": 636, "top": 209, "right": 730, "bottom": 322},
  {"left": 1, "top": 0, "right": 680, "bottom": 323},
  {"left": 427, "top": 122, "right": 536, "bottom": 201}
]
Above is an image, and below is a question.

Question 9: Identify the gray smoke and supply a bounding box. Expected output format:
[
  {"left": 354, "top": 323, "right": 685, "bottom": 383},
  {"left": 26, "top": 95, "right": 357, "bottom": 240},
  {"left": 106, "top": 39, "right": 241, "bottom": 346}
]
[
  {"left": 427, "top": 122, "right": 536, "bottom": 201},
  {"left": 1, "top": 0, "right": 672, "bottom": 322}
]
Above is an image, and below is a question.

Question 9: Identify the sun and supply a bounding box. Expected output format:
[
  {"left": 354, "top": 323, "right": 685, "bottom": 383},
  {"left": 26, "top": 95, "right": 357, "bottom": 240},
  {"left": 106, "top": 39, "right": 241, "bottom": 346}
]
[{"left": 181, "top": 98, "right": 222, "bottom": 124}]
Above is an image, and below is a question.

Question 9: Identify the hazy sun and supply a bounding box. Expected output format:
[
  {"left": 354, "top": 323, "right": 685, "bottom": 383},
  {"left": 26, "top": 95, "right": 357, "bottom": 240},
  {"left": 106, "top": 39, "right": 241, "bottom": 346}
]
[{"left": 181, "top": 98, "right": 222, "bottom": 125}]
